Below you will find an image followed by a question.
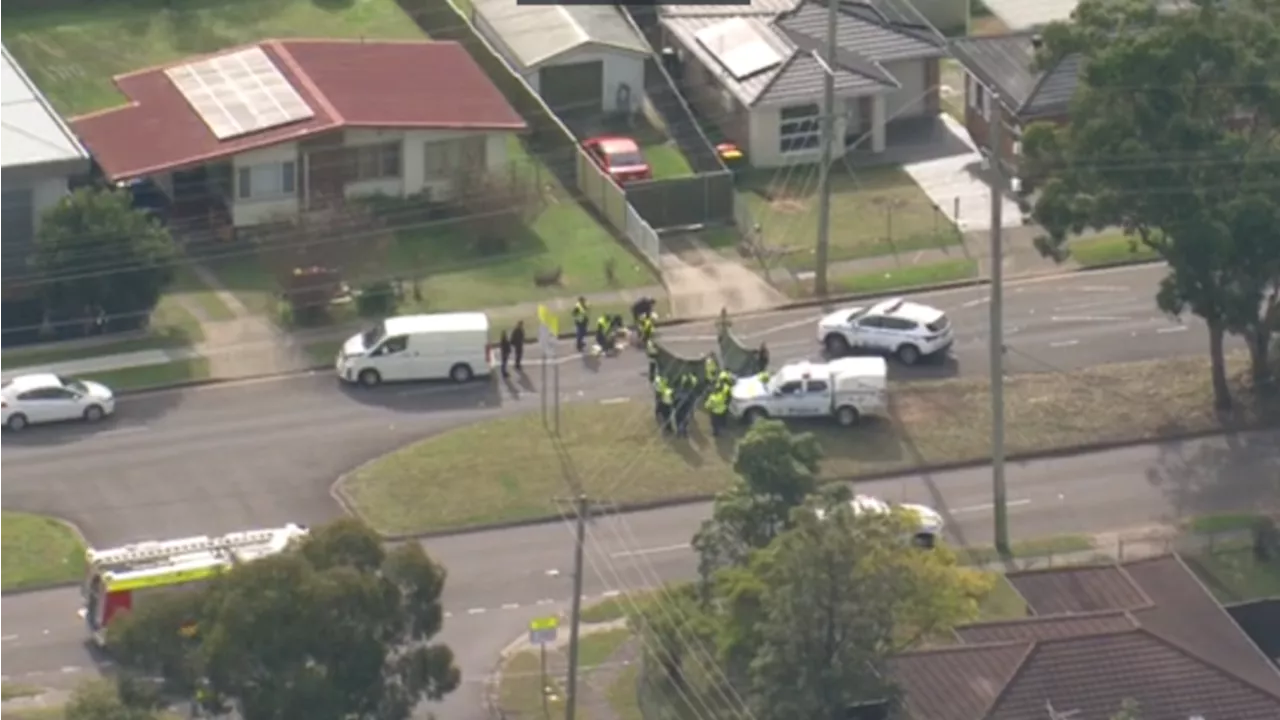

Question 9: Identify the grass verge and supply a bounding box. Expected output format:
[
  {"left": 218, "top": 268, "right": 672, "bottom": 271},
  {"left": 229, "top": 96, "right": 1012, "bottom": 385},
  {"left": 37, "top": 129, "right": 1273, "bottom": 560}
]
[
  {"left": 581, "top": 594, "right": 646, "bottom": 624},
  {"left": 1069, "top": 234, "right": 1160, "bottom": 268},
  {"left": 497, "top": 629, "right": 633, "bottom": 719},
  {"left": 77, "top": 359, "right": 212, "bottom": 392},
  {"left": 1, "top": 512, "right": 86, "bottom": 592},
  {"left": 738, "top": 165, "right": 960, "bottom": 269},
  {"left": 342, "top": 353, "right": 1274, "bottom": 535},
  {"left": 954, "top": 535, "right": 1095, "bottom": 566},
  {"left": 1186, "top": 541, "right": 1280, "bottom": 603},
  {"left": 789, "top": 258, "right": 978, "bottom": 298},
  {"left": 1184, "top": 513, "right": 1266, "bottom": 535},
  {"left": 2, "top": 683, "right": 44, "bottom": 701}
]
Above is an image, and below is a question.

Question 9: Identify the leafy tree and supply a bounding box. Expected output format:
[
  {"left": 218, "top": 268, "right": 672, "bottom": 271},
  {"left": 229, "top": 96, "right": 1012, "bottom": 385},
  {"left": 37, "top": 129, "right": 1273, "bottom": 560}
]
[
  {"left": 108, "top": 518, "right": 460, "bottom": 720},
  {"left": 1111, "top": 698, "right": 1141, "bottom": 720},
  {"left": 628, "top": 582, "right": 718, "bottom": 689},
  {"left": 737, "top": 506, "right": 990, "bottom": 720},
  {"left": 34, "top": 188, "right": 177, "bottom": 331},
  {"left": 691, "top": 420, "right": 830, "bottom": 583},
  {"left": 1022, "top": 0, "right": 1280, "bottom": 405}
]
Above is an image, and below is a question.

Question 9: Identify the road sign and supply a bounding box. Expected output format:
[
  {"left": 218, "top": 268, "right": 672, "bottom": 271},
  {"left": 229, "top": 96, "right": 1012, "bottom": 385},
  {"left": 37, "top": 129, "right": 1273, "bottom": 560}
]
[{"left": 528, "top": 615, "right": 560, "bottom": 645}]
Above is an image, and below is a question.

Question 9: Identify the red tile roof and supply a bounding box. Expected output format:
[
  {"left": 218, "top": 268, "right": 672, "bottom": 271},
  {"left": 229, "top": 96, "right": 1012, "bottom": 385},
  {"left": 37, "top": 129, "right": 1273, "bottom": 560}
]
[{"left": 72, "top": 39, "right": 527, "bottom": 181}]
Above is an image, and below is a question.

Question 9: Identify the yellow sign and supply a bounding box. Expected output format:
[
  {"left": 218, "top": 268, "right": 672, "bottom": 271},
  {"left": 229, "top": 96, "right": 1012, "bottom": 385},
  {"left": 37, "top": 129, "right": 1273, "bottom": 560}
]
[
  {"left": 537, "top": 305, "right": 559, "bottom": 336},
  {"left": 529, "top": 616, "right": 560, "bottom": 632}
]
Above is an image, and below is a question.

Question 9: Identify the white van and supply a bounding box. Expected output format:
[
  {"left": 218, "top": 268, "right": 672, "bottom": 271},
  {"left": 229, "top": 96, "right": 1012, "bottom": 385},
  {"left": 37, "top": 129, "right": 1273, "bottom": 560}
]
[{"left": 335, "top": 313, "right": 492, "bottom": 387}]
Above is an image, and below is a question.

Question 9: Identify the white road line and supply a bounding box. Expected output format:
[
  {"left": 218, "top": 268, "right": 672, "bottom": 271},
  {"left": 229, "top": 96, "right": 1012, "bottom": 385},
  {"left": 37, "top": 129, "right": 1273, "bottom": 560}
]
[
  {"left": 96, "top": 426, "right": 149, "bottom": 438},
  {"left": 599, "top": 397, "right": 631, "bottom": 405},
  {"left": 1078, "top": 285, "right": 1131, "bottom": 293},
  {"left": 951, "top": 499, "right": 1032, "bottom": 514},
  {"left": 467, "top": 608, "right": 486, "bottom": 615},
  {"left": 601, "top": 590, "right": 622, "bottom": 598},
  {"left": 1051, "top": 315, "right": 1131, "bottom": 323},
  {"left": 742, "top": 315, "right": 823, "bottom": 339},
  {"left": 501, "top": 603, "right": 520, "bottom": 610},
  {"left": 444, "top": 612, "right": 453, "bottom": 618},
  {"left": 2, "top": 635, "right": 17, "bottom": 642},
  {"left": 1156, "top": 326, "right": 1189, "bottom": 334},
  {"left": 610, "top": 543, "right": 690, "bottom": 559},
  {"left": 961, "top": 297, "right": 990, "bottom": 309},
  {"left": 1049, "top": 340, "right": 1080, "bottom": 348},
  {"left": 536, "top": 599, "right": 556, "bottom": 606}
]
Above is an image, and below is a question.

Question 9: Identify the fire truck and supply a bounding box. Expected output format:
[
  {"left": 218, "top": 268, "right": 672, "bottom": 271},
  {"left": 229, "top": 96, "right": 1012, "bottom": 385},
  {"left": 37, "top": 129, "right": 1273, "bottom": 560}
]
[{"left": 81, "top": 524, "right": 309, "bottom": 645}]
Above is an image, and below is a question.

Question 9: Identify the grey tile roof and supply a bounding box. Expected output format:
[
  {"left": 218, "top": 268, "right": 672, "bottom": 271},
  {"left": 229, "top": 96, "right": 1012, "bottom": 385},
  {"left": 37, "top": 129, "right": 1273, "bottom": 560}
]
[
  {"left": 948, "top": 31, "right": 1081, "bottom": 120},
  {"left": 661, "top": 0, "right": 943, "bottom": 107},
  {"left": 892, "top": 555, "right": 1280, "bottom": 720},
  {"left": 1, "top": 44, "right": 89, "bottom": 170},
  {"left": 472, "top": 0, "right": 649, "bottom": 70}
]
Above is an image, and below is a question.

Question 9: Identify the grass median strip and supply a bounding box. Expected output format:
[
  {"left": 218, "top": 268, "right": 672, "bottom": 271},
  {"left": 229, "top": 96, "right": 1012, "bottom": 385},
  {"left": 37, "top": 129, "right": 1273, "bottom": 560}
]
[
  {"left": 342, "top": 353, "right": 1274, "bottom": 535},
  {"left": 785, "top": 258, "right": 978, "bottom": 299},
  {"left": 78, "top": 359, "right": 212, "bottom": 393},
  {"left": 1069, "top": 233, "right": 1160, "bottom": 268},
  {"left": 1, "top": 512, "right": 86, "bottom": 592}
]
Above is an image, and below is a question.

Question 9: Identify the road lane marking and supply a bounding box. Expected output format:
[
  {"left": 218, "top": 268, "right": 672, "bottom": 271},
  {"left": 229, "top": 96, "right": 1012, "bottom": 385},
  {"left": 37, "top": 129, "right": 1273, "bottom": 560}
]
[
  {"left": 951, "top": 499, "right": 1032, "bottom": 514},
  {"left": 1051, "top": 315, "right": 1131, "bottom": 323},
  {"left": 96, "top": 426, "right": 149, "bottom": 438},
  {"left": 467, "top": 608, "right": 486, "bottom": 615},
  {"left": 1079, "top": 285, "right": 1130, "bottom": 293},
  {"left": 610, "top": 543, "right": 690, "bottom": 559},
  {"left": 1049, "top": 340, "right": 1080, "bottom": 348},
  {"left": 961, "top": 297, "right": 990, "bottom": 309},
  {"left": 501, "top": 603, "right": 520, "bottom": 610},
  {"left": 1157, "top": 326, "right": 1189, "bottom": 334},
  {"left": 536, "top": 599, "right": 556, "bottom": 605},
  {"left": 599, "top": 397, "right": 631, "bottom": 405},
  {"left": 2, "top": 635, "right": 17, "bottom": 642},
  {"left": 601, "top": 590, "right": 621, "bottom": 598}
]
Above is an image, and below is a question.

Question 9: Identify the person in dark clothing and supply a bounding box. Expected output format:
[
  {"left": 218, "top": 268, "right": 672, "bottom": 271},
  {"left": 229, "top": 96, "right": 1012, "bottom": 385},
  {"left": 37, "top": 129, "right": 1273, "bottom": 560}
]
[
  {"left": 757, "top": 342, "right": 770, "bottom": 374},
  {"left": 498, "top": 330, "right": 512, "bottom": 378},
  {"left": 631, "top": 297, "right": 656, "bottom": 326},
  {"left": 572, "top": 297, "right": 589, "bottom": 352},
  {"left": 510, "top": 321, "right": 526, "bottom": 371}
]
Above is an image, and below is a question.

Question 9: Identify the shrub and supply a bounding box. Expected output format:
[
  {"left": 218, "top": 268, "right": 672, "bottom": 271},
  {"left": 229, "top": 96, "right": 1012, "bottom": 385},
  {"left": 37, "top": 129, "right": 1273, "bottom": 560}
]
[{"left": 356, "top": 280, "right": 399, "bottom": 318}]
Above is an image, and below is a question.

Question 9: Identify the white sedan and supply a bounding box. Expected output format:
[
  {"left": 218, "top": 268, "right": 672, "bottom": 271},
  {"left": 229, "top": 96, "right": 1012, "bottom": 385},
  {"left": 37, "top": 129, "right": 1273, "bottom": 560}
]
[
  {"left": 815, "top": 494, "right": 944, "bottom": 548},
  {"left": 817, "top": 297, "right": 954, "bottom": 365},
  {"left": 1, "top": 373, "right": 116, "bottom": 431}
]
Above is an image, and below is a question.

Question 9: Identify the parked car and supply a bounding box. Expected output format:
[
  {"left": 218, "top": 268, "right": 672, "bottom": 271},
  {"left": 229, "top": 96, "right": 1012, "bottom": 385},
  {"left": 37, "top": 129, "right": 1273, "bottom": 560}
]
[
  {"left": 814, "top": 495, "right": 945, "bottom": 548},
  {"left": 817, "top": 297, "right": 953, "bottom": 365},
  {"left": 582, "top": 136, "right": 652, "bottom": 185},
  {"left": 336, "top": 312, "right": 493, "bottom": 387},
  {"left": 1, "top": 373, "right": 116, "bottom": 431},
  {"left": 729, "top": 358, "right": 886, "bottom": 427}
]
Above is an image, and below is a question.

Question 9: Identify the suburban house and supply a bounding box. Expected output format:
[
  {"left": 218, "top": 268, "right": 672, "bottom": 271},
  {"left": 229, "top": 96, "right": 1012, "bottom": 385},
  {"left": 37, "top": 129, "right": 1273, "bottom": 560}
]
[
  {"left": 948, "top": 31, "right": 1079, "bottom": 182},
  {"left": 2, "top": 43, "right": 92, "bottom": 302},
  {"left": 71, "top": 39, "right": 527, "bottom": 232},
  {"left": 469, "top": 0, "right": 650, "bottom": 119},
  {"left": 658, "top": 0, "right": 947, "bottom": 168},
  {"left": 891, "top": 555, "right": 1280, "bottom": 719}
]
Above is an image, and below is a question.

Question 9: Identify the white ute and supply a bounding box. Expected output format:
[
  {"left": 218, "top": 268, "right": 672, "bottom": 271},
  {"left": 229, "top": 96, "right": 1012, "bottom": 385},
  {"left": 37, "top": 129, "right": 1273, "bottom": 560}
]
[
  {"left": 817, "top": 297, "right": 953, "bottom": 365},
  {"left": 729, "top": 358, "right": 886, "bottom": 427},
  {"left": 816, "top": 495, "right": 945, "bottom": 548}
]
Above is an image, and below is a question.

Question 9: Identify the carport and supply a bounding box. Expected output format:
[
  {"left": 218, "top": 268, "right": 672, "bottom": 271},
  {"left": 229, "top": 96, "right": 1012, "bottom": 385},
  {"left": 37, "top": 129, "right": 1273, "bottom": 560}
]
[{"left": 470, "top": 0, "right": 649, "bottom": 119}]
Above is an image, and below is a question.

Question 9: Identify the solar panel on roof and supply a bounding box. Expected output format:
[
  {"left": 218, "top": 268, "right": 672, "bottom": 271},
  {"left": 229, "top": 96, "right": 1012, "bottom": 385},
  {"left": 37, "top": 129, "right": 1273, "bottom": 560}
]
[
  {"left": 165, "top": 47, "right": 315, "bottom": 141},
  {"left": 695, "top": 17, "right": 785, "bottom": 81}
]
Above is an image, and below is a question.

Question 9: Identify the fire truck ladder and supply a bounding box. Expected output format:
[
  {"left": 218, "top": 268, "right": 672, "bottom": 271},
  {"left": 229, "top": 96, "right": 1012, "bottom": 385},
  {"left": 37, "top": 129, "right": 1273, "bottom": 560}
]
[{"left": 87, "top": 524, "right": 308, "bottom": 572}]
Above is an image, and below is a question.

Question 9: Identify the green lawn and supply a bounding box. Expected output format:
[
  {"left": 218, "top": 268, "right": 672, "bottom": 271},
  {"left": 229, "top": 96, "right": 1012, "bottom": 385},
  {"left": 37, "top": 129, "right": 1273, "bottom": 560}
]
[
  {"left": 1189, "top": 544, "right": 1280, "bottom": 603},
  {"left": 77, "top": 358, "right": 212, "bottom": 391},
  {"left": 3, "top": 0, "right": 425, "bottom": 116},
  {"left": 1069, "top": 233, "right": 1160, "bottom": 268},
  {"left": 787, "top": 258, "right": 978, "bottom": 299},
  {"left": 954, "top": 535, "right": 1096, "bottom": 566},
  {"left": 1, "top": 511, "right": 87, "bottom": 592},
  {"left": 738, "top": 164, "right": 960, "bottom": 271}
]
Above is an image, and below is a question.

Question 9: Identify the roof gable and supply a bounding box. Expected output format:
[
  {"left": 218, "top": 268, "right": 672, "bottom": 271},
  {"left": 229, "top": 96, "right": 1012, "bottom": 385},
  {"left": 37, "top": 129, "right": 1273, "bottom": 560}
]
[
  {"left": 948, "top": 31, "right": 1081, "bottom": 119},
  {"left": 70, "top": 39, "right": 526, "bottom": 182},
  {"left": 472, "top": 0, "right": 649, "bottom": 69},
  {"left": 2, "top": 43, "right": 90, "bottom": 172}
]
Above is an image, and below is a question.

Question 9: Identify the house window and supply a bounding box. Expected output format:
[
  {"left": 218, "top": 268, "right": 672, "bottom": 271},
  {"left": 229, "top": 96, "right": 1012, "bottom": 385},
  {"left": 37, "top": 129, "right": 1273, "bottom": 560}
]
[
  {"left": 352, "top": 142, "right": 402, "bottom": 182},
  {"left": 968, "top": 75, "right": 992, "bottom": 119},
  {"left": 423, "top": 136, "right": 488, "bottom": 179},
  {"left": 779, "top": 103, "right": 820, "bottom": 153},
  {"left": 237, "top": 161, "right": 296, "bottom": 200}
]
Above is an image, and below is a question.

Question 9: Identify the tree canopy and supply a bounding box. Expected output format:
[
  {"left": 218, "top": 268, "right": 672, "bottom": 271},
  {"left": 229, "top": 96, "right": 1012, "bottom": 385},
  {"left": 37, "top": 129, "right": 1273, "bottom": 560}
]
[
  {"left": 1022, "top": 0, "right": 1280, "bottom": 406},
  {"left": 107, "top": 518, "right": 459, "bottom": 720},
  {"left": 640, "top": 424, "right": 993, "bottom": 720},
  {"left": 34, "top": 188, "right": 178, "bottom": 330}
]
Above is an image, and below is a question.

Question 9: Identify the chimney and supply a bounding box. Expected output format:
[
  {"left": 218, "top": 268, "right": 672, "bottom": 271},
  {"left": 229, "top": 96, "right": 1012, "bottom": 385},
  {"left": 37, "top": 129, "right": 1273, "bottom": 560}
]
[{"left": 1031, "top": 33, "right": 1043, "bottom": 49}]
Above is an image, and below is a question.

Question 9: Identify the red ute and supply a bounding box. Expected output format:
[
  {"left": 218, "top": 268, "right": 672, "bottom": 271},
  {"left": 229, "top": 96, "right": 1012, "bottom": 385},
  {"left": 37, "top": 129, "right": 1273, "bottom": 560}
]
[{"left": 582, "top": 136, "right": 652, "bottom": 185}]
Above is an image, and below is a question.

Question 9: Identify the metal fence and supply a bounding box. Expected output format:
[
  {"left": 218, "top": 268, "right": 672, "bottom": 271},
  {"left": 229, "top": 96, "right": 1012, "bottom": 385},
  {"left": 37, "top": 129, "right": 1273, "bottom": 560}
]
[{"left": 626, "top": 172, "right": 735, "bottom": 229}]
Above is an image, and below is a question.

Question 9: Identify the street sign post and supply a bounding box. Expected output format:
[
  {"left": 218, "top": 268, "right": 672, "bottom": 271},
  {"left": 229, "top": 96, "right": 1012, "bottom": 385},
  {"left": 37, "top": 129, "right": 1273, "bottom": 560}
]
[
  {"left": 529, "top": 616, "right": 561, "bottom": 715},
  {"left": 536, "top": 305, "right": 560, "bottom": 434}
]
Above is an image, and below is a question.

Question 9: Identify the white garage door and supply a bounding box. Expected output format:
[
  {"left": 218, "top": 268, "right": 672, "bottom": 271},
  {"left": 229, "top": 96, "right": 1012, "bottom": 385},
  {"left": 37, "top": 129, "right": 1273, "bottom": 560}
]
[{"left": 884, "top": 60, "right": 928, "bottom": 121}]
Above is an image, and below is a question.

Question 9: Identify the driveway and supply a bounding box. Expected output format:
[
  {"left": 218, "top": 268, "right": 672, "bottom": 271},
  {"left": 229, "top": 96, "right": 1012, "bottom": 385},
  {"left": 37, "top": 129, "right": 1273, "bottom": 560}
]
[
  {"left": 890, "top": 115, "right": 1026, "bottom": 233},
  {"left": 982, "top": 0, "right": 1077, "bottom": 30}
]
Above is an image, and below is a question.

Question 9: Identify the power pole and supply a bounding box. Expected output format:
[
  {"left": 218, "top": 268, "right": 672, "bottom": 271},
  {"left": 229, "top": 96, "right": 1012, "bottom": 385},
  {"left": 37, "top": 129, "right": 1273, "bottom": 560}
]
[
  {"left": 562, "top": 494, "right": 591, "bottom": 720},
  {"left": 987, "top": 95, "right": 1009, "bottom": 555},
  {"left": 814, "top": 0, "right": 838, "bottom": 297}
]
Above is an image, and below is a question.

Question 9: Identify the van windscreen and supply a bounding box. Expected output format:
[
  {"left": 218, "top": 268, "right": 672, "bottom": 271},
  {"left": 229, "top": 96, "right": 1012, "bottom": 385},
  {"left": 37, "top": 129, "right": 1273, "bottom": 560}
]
[
  {"left": 361, "top": 322, "right": 386, "bottom": 349},
  {"left": 926, "top": 316, "right": 950, "bottom": 333}
]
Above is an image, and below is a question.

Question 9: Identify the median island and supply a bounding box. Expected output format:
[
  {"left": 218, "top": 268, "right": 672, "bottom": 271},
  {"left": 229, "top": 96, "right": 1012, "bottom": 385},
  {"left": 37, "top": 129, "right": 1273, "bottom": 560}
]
[
  {"left": 1, "top": 511, "right": 87, "bottom": 592},
  {"left": 338, "top": 353, "right": 1276, "bottom": 536}
]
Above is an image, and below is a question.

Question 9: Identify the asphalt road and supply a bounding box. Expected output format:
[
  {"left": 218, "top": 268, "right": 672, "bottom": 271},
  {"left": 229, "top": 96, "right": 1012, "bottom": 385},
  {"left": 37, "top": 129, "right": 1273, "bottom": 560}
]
[
  {"left": 0, "top": 262, "right": 1245, "bottom": 714},
  {"left": 5, "top": 430, "right": 1277, "bottom": 716}
]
